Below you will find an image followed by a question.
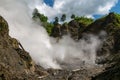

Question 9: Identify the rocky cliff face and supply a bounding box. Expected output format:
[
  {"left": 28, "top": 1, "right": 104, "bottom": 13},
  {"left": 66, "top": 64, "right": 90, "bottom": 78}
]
[
  {"left": 91, "top": 13, "right": 120, "bottom": 80},
  {"left": 0, "top": 16, "right": 47, "bottom": 80}
]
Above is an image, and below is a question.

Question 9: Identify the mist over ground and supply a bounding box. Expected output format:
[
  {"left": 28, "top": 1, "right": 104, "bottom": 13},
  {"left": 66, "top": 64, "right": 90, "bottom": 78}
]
[{"left": 0, "top": 0, "right": 106, "bottom": 69}]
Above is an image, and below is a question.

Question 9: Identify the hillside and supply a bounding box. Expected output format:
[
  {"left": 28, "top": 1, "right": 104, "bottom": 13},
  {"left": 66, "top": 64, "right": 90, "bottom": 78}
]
[{"left": 0, "top": 12, "right": 120, "bottom": 80}]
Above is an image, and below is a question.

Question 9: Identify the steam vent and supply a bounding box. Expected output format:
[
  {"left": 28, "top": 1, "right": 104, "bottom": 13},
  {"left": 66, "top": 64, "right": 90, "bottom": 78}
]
[{"left": 0, "top": 0, "right": 120, "bottom": 80}]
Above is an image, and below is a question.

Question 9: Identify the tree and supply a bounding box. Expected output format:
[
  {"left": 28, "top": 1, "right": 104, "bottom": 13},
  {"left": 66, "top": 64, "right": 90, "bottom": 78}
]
[
  {"left": 71, "top": 14, "right": 75, "bottom": 19},
  {"left": 61, "top": 14, "right": 66, "bottom": 22},
  {"left": 32, "top": 8, "right": 39, "bottom": 18},
  {"left": 39, "top": 14, "right": 48, "bottom": 22},
  {"left": 53, "top": 17, "right": 59, "bottom": 25},
  {"left": 43, "top": 22, "right": 54, "bottom": 35},
  {"left": 32, "top": 8, "right": 48, "bottom": 22}
]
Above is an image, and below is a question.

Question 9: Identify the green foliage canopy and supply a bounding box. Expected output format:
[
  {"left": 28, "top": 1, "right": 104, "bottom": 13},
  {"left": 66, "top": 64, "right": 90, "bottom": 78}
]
[
  {"left": 75, "top": 16, "right": 94, "bottom": 26},
  {"left": 53, "top": 17, "right": 59, "bottom": 25},
  {"left": 61, "top": 14, "right": 66, "bottom": 22},
  {"left": 71, "top": 14, "right": 75, "bottom": 19},
  {"left": 32, "top": 8, "right": 48, "bottom": 22}
]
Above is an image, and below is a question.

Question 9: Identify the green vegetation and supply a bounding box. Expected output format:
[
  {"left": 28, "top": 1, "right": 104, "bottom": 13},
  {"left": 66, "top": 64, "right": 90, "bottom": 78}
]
[
  {"left": 113, "top": 13, "right": 120, "bottom": 27},
  {"left": 53, "top": 17, "right": 59, "bottom": 25},
  {"left": 71, "top": 14, "right": 75, "bottom": 19},
  {"left": 61, "top": 14, "right": 66, "bottom": 22},
  {"left": 32, "top": 8, "right": 48, "bottom": 22},
  {"left": 32, "top": 8, "right": 53, "bottom": 35},
  {"left": 115, "top": 13, "right": 120, "bottom": 18},
  {"left": 74, "top": 16, "right": 94, "bottom": 26},
  {"left": 43, "top": 22, "right": 54, "bottom": 35}
]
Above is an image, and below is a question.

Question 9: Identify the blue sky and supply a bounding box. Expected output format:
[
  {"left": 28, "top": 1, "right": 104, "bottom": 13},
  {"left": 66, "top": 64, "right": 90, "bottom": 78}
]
[
  {"left": 44, "top": 0, "right": 54, "bottom": 7},
  {"left": 111, "top": 0, "right": 120, "bottom": 13},
  {"left": 42, "top": 0, "right": 119, "bottom": 20}
]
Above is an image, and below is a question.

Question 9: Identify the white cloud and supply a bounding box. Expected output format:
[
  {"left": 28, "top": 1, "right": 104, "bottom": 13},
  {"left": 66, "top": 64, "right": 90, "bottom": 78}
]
[
  {"left": 36, "top": 0, "right": 118, "bottom": 20},
  {"left": 97, "top": 0, "right": 117, "bottom": 14}
]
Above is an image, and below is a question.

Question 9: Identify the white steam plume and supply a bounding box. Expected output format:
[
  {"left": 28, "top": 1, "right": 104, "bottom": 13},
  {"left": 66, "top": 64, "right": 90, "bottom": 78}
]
[{"left": 0, "top": 0, "right": 106, "bottom": 69}]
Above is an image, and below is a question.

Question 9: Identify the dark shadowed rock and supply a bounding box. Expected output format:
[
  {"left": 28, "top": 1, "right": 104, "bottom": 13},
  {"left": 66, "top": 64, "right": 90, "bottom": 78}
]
[
  {"left": 68, "top": 20, "right": 80, "bottom": 40},
  {"left": 90, "top": 13, "right": 120, "bottom": 80}
]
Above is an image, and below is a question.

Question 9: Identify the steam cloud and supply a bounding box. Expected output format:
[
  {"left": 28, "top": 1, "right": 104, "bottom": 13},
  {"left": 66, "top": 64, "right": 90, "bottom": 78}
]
[{"left": 0, "top": 0, "right": 106, "bottom": 69}]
